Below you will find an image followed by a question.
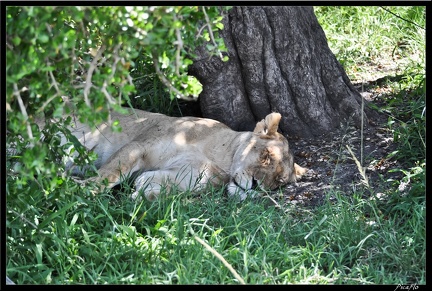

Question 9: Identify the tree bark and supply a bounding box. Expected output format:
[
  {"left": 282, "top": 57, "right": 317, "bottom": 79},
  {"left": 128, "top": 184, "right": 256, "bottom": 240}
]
[{"left": 189, "top": 6, "right": 373, "bottom": 138}]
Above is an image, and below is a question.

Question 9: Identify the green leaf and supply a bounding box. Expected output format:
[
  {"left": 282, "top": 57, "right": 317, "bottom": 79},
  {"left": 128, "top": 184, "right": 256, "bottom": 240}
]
[
  {"left": 215, "top": 22, "right": 224, "bottom": 30},
  {"left": 38, "top": 34, "right": 49, "bottom": 43},
  {"left": 38, "top": 202, "right": 77, "bottom": 229},
  {"left": 117, "top": 225, "right": 137, "bottom": 238},
  {"left": 35, "top": 243, "right": 43, "bottom": 265},
  {"left": 12, "top": 36, "right": 21, "bottom": 46},
  {"left": 82, "top": 228, "right": 91, "bottom": 244},
  {"left": 70, "top": 213, "right": 79, "bottom": 228}
]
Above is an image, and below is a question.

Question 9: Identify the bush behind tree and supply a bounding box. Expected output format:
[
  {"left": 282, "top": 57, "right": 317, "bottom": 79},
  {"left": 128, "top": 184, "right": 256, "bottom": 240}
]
[{"left": 6, "top": 6, "right": 228, "bottom": 193}]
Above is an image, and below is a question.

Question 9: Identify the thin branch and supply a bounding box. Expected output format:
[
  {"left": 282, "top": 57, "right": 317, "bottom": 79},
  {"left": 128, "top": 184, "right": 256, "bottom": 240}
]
[
  {"left": 173, "top": 13, "right": 183, "bottom": 76},
  {"left": 100, "top": 43, "right": 123, "bottom": 105},
  {"left": 83, "top": 45, "right": 106, "bottom": 107},
  {"left": 13, "top": 83, "right": 34, "bottom": 144},
  {"left": 70, "top": 46, "right": 77, "bottom": 82},
  {"left": 36, "top": 62, "right": 62, "bottom": 114},
  {"left": 36, "top": 94, "right": 59, "bottom": 114},
  {"left": 9, "top": 209, "right": 40, "bottom": 231},
  {"left": 48, "top": 68, "right": 61, "bottom": 94},
  {"left": 151, "top": 53, "right": 193, "bottom": 100},
  {"left": 73, "top": 84, "right": 85, "bottom": 89},
  {"left": 379, "top": 6, "right": 425, "bottom": 30},
  {"left": 45, "top": 22, "right": 52, "bottom": 34},
  {"left": 6, "top": 41, "right": 14, "bottom": 50},
  {"left": 194, "top": 236, "right": 246, "bottom": 285},
  {"left": 32, "top": 176, "right": 45, "bottom": 191},
  {"left": 101, "top": 86, "right": 116, "bottom": 104},
  {"left": 79, "top": 20, "right": 89, "bottom": 38},
  {"left": 264, "top": 192, "right": 282, "bottom": 209},
  {"left": 196, "top": 24, "right": 207, "bottom": 40},
  {"left": 202, "top": 6, "right": 223, "bottom": 60}
]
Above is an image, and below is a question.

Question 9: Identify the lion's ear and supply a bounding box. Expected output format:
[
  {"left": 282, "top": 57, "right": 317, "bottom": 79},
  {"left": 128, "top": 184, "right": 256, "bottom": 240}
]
[
  {"left": 253, "top": 120, "right": 267, "bottom": 135},
  {"left": 253, "top": 112, "right": 281, "bottom": 137}
]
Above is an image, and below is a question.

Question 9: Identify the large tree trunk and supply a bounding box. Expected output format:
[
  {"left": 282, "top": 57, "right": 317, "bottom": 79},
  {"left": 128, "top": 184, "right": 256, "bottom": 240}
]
[{"left": 189, "top": 6, "right": 373, "bottom": 138}]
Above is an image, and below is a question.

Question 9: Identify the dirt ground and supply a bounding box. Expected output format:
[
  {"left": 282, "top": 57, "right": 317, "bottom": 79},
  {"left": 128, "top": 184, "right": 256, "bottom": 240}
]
[{"left": 280, "top": 81, "right": 404, "bottom": 208}]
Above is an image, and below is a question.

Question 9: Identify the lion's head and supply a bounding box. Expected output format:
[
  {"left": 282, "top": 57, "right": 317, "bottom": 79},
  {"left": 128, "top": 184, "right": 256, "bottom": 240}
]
[{"left": 229, "top": 113, "right": 306, "bottom": 196}]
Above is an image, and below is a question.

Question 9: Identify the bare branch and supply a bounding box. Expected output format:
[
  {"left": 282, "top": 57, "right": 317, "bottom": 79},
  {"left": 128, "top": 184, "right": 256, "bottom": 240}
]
[
  {"left": 83, "top": 45, "right": 106, "bottom": 107},
  {"left": 194, "top": 236, "right": 246, "bottom": 285},
  {"left": 6, "top": 41, "right": 14, "bottom": 50},
  {"left": 101, "top": 86, "right": 116, "bottom": 104},
  {"left": 196, "top": 24, "right": 207, "bottom": 40},
  {"left": 151, "top": 53, "right": 193, "bottom": 101},
  {"left": 13, "top": 83, "right": 34, "bottom": 145},
  {"left": 70, "top": 46, "right": 77, "bottom": 81},
  {"left": 35, "top": 61, "right": 62, "bottom": 114},
  {"left": 9, "top": 209, "right": 39, "bottom": 230},
  {"left": 202, "top": 6, "right": 223, "bottom": 60},
  {"left": 36, "top": 94, "right": 59, "bottom": 115},
  {"left": 48, "top": 68, "right": 61, "bottom": 94},
  {"left": 264, "top": 192, "right": 282, "bottom": 209},
  {"left": 173, "top": 13, "right": 183, "bottom": 76},
  {"left": 100, "top": 43, "right": 123, "bottom": 105}
]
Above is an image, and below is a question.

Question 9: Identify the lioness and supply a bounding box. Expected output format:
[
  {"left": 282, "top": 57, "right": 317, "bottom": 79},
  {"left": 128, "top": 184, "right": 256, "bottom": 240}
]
[{"left": 63, "top": 108, "right": 306, "bottom": 201}]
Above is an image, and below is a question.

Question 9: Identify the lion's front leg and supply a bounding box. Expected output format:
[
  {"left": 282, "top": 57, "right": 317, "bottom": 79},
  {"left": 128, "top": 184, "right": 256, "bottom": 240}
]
[
  {"left": 95, "top": 142, "right": 146, "bottom": 190},
  {"left": 131, "top": 165, "right": 209, "bottom": 201},
  {"left": 131, "top": 162, "right": 227, "bottom": 201},
  {"left": 130, "top": 167, "right": 196, "bottom": 201}
]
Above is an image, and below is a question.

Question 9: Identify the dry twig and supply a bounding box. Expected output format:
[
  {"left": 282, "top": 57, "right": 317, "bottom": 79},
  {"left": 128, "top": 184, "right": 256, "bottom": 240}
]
[{"left": 194, "top": 236, "right": 246, "bottom": 284}]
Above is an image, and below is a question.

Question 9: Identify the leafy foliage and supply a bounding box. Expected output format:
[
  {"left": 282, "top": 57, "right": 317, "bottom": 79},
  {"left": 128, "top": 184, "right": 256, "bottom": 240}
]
[{"left": 6, "top": 6, "right": 228, "bottom": 192}]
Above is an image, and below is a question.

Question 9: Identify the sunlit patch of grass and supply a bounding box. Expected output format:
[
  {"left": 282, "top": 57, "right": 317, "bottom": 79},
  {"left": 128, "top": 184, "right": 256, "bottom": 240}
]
[{"left": 314, "top": 6, "right": 425, "bottom": 82}]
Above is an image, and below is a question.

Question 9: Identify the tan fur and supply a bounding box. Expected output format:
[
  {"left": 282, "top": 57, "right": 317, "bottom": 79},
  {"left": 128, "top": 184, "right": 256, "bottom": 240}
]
[{"left": 59, "top": 109, "right": 307, "bottom": 201}]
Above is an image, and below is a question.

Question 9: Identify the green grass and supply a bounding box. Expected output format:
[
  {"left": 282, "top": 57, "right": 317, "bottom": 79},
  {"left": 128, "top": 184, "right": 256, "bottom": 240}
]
[
  {"left": 6, "top": 179, "right": 425, "bottom": 284},
  {"left": 314, "top": 6, "right": 425, "bottom": 82},
  {"left": 6, "top": 6, "right": 425, "bottom": 285}
]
